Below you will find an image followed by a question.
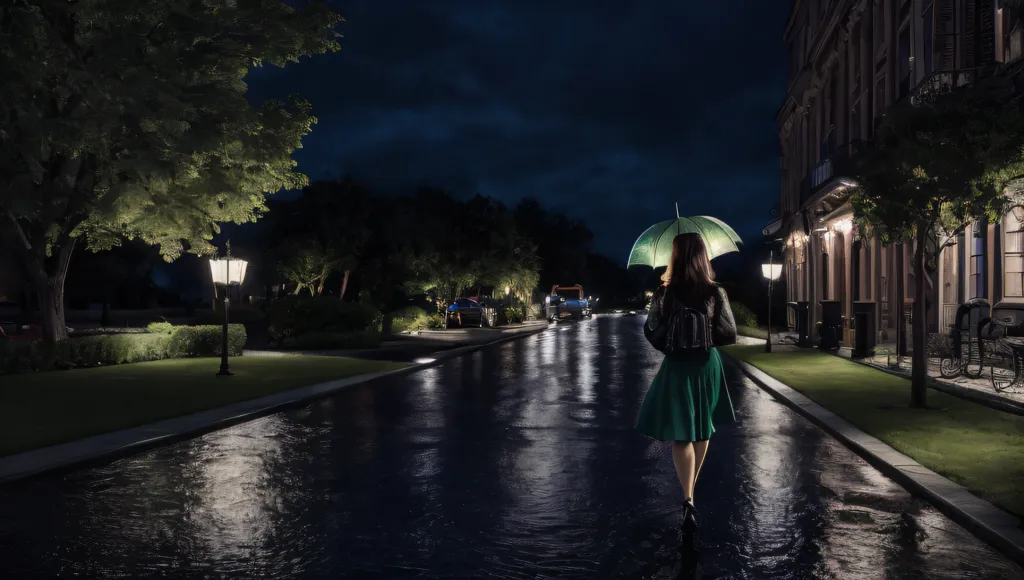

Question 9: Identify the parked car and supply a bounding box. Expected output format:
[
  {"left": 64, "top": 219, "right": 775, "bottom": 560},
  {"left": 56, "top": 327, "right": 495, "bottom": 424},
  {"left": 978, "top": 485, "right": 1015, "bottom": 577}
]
[
  {"left": 0, "top": 302, "right": 19, "bottom": 336},
  {"left": 447, "top": 298, "right": 485, "bottom": 328}
]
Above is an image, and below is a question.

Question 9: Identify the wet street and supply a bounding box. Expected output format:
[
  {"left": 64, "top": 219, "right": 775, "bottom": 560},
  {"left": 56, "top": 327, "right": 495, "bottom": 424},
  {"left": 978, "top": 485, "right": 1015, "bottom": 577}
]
[{"left": 1, "top": 316, "right": 1021, "bottom": 579}]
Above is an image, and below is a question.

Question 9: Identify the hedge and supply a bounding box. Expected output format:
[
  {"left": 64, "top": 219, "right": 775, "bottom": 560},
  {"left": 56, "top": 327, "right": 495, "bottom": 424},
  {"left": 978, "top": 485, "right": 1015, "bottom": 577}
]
[
  {"left": 0, "top": 323, "right": 246, "bottom": 374},
  {"left": 280, "top": 331, "right": 382, "bottom": 350},
  {"left": 267, "top": 297, "right": 381, "bottom": 342},
  {"left": 731, "top": 301, "right": 758, "bottom": 328}
]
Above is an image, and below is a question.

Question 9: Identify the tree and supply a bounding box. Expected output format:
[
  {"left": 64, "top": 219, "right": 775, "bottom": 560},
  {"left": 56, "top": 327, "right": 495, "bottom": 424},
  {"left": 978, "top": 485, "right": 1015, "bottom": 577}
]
[
  {"left": 0, "top": 1, "right": 342, "bottom": 341},
  {"left": 851, "top": 87, "right": 1024, "bottom": 407},
  {"left": 274, "top": 177, "right": 371, "bottom": 299},
  {"left": 277, "top": 238, "right": 341, "bottom": 297},
  {"left": 402, "top": 188, "right": 484, "bottom": 310}
]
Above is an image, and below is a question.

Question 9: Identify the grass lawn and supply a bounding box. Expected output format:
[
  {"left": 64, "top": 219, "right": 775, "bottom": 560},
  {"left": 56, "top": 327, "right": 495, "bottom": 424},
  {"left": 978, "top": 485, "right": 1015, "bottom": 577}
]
[
  {"left": 0, "top": 356, "right": 407, "bottom": 458},
  {"left": 724, "top": 344, "right": 1024, "bottom": 518}
]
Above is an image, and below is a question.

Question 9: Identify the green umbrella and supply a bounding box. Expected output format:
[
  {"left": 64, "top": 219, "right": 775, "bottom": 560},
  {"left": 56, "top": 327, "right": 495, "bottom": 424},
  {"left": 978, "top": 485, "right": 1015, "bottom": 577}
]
[{"left": 627, "top": 207, "right": 742, "bottom": 268}]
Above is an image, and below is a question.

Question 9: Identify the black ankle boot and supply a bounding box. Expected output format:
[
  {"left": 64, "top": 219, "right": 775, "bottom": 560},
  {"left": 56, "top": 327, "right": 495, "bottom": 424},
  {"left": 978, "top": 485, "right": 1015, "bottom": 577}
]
[
  {"left": 682, "top": 499, "right": 697, "bottom": 533},
  {"left": 678, "top": 499, "right": 697, "bottom": 549}
]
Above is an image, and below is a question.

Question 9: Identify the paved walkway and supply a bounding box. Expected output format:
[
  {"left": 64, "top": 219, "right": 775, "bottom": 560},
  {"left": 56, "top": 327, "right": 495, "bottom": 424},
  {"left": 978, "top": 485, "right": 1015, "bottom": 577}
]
[{"left": 722, "top": 349, "right": 1024, "bottom": 566}]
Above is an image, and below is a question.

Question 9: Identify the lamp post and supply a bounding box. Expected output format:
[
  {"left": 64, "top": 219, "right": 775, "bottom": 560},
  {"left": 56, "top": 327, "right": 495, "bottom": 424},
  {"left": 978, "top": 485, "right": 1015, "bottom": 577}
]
[
  {"left": 762, "top": 250, "right": 783, "bottom": 353},
  {"left": 209, "top": 242, "right": 248, "bottom": 376}
]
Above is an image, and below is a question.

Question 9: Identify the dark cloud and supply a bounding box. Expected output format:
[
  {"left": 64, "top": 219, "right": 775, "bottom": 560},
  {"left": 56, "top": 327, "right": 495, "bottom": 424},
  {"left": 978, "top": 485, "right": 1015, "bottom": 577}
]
[{"left": 248, "top": 0, "right": 792, "bottom": 260}]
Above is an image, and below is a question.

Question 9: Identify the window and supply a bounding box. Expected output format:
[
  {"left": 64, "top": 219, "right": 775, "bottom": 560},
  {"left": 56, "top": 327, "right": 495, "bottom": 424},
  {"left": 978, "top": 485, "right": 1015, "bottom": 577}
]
[
  {"left": 898, "top": 26, "right": 912, "bottom": 98},
  {"left": 874, "top": 71, "right": 886, "bottom": 125},
  {"left": 997, "top": 7, "right": 1006, "bottom": 62},
  {"left": 922, "top": 1, "right": 934, "bottom": 74},
  {"left": 874, "top": 0, "right": 886, "bottom": 46},
  {"left": 1005, "top": 208, "right": 1024, "bottom": 297},
  {"left": 970, "top": 221, "right": 987, "bottom": 298},
  {"left": 822, "top": 250, "right": 831, "bottom": 299}
]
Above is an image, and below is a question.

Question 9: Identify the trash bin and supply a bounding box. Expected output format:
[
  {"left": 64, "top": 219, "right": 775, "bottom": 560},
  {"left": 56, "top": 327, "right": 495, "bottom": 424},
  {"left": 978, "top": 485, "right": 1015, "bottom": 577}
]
[
  {"left": 852, "top": 302, "right": 877, "bottom": 358},
  {"left": 819, "top": 300, "right": 842, "bottom": 351},
  {"left": 787, "top": 301, "right": 811, "bottom": 347}
]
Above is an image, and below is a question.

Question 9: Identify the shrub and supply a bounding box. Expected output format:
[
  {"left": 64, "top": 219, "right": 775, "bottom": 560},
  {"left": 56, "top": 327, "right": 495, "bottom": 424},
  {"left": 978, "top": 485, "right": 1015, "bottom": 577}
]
[
  {"left": 0, "top": 324, "right": 246, "bottom": 374},
  {"left": 266, "top": 297, "right": 381, "bottom": 342},
  {"left": 390, "top": 306, "right": 430, "bottom": 333},
  {"left": 192, "top": 305, "right": 266, "bottom": 325},
  {"left": 427, "top": 313, "right": 447, "bottom": 329},
  {"left": 504, "top": 307, "right": 524, "bottom": 324},
  {"left": 927, "top": 332, "right": 953, "bottom": 357},
  {"left": 280, "top": 331, "right": 381, "bottom": 350},
  {"left": 731, "top": 301, "right": 758, "bottom": 328}
]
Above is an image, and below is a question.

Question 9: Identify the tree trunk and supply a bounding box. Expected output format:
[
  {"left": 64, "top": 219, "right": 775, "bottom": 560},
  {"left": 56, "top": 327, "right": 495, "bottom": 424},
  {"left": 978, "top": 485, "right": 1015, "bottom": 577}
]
[
  {"left": 896, "top": 243, "right": 907, "bottom": 356},
  {"left": 37, "top": 278, "right": 68, "bottom": 342},
  {"left": 340, "top": 269, "right": 351, "bottom": 300},
  {"left": 911, "top": 229, "right": 929, "bottom": 408},
  {"left": 12, "top": 233, "right": 76, "bottom": 343}
]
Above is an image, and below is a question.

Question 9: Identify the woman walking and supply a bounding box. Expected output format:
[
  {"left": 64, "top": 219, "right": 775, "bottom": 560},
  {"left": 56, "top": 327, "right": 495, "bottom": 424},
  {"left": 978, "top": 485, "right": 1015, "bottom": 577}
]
[{"left": 635, "top": 233, "right": 737, "bottom": 547}]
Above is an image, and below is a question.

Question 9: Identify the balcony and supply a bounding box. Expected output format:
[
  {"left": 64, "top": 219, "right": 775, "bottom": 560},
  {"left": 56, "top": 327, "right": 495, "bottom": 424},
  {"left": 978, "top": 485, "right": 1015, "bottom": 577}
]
[
  {"left": 908, "top": 69, "right": 977, "bottom": 105},
  {"left": 799, "top": 141, "right": 860, "bottom": 209}
]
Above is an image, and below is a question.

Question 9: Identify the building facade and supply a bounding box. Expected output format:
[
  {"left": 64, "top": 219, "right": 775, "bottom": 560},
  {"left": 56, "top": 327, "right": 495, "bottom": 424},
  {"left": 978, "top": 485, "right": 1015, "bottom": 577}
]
[{"left": 776, "top": 0, "right": 1024, "bottom": 349}]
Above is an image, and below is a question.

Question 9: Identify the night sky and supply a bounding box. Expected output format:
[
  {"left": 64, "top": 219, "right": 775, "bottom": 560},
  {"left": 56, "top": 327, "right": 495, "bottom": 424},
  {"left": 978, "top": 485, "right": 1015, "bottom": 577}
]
[{"left": 247, "top": 0, "right": 793, "bottom": 262}]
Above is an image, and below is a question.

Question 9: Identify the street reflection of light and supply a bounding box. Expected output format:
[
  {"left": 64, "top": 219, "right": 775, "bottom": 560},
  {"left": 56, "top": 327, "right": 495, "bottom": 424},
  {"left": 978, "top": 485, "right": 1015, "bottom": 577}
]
[
  {"left": 734, "top": 386, "right": 800, "bottom": 559},
  {"left": 577, "top": 333, "right": 596, "bottom": 405},
  {"left": 192, "top": 416, "right": 287, "bottom": 566},
  {"left": 540, "top": 330, "right": 557, "bottom": 368}
]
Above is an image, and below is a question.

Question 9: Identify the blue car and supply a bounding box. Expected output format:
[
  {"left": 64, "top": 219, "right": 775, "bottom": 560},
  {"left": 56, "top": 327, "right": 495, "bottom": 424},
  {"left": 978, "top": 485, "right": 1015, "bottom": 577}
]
[{"left": 447, "top": 298, "right": 485, "bottom": 328}]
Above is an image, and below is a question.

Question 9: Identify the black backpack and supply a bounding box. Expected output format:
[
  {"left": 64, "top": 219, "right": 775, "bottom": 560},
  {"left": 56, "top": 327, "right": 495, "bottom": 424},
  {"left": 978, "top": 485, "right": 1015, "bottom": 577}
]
[{"left": 644, "top": 288, "right": 716, "bottom": 354}]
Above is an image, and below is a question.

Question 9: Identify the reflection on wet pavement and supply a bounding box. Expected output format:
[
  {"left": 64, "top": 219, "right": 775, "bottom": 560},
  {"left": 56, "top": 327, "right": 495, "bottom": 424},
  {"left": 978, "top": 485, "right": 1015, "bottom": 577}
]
[{"left": 0, "top": 317, "right": 1021, "bottom": 579}]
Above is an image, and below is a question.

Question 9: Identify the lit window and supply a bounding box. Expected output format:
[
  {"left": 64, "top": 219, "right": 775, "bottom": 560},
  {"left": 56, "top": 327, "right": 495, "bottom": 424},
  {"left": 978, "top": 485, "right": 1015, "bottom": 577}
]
[
  {"left": 970, "top": 221, "right": 986, "bottom": 299},
  {"left": 1005, "top": 208, "right": 1024, "bottom": 297}
]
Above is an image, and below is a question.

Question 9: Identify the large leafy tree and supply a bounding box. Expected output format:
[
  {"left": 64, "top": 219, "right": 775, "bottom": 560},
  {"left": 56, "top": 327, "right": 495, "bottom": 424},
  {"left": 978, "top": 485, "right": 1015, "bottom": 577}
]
[
  {"left": 274, "top": 177, "right": 371, "bottom": 299},
  {"left": 403, "top": 188, "right": 484, "bottom": 310},
  {"left": 0, "top": 0, "right": 342, "bottom": 341},
  {"left": 851, "top": 86, "right": 1024, "bottom": 407}
]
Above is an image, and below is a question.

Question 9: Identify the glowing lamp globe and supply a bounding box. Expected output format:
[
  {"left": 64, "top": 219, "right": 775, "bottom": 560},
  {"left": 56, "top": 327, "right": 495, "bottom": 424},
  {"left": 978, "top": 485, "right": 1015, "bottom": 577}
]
[
  {"left": 209, "top": 258, "right": 248, "bottom": 286},
  {"left": 761, "top": 263, "right": 783, "bottom": 281}
]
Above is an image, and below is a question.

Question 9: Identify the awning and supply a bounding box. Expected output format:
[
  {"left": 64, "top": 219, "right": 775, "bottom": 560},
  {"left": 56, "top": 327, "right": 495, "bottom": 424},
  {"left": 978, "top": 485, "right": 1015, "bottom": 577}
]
[{"left": 820, "top": 200, "right": 853, "bottom": 224}]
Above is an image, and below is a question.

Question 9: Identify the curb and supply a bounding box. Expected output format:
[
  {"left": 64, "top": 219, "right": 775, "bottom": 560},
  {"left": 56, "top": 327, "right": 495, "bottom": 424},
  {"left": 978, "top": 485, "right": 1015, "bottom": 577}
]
[
  {"left": 720, "top": 350, "right": 1024, "bottom": 566},
  {"left": 0, "top": 324, "right": 551, "bottom": 486}
]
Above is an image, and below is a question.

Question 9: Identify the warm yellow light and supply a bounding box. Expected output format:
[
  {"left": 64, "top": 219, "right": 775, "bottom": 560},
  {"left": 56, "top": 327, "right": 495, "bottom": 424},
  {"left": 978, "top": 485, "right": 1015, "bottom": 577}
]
[
  {"left": 833, "top": 218, "right": 853, "bottom": 234},
  {"left": 209, "top": 258, "right": 248, "bottom": 286},
  {"left": 762, "top": 263, "right": 783, "bottom": 280}
]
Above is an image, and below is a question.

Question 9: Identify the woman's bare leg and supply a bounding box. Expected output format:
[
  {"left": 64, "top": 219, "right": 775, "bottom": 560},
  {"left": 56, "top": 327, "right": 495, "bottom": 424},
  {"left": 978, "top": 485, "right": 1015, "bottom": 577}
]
[
  {"left": 691, "top": 439, "right": 710, "bottom": 503},
  {"left": 671, "top": 441, "right": 696, "bottom": 500}
]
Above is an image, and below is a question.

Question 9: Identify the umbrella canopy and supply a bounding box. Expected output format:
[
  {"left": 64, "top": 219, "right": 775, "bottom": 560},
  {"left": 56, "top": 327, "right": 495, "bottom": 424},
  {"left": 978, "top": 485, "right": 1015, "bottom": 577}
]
[{"left": 627, "top": 215, "right": 742, "bottom": 268}]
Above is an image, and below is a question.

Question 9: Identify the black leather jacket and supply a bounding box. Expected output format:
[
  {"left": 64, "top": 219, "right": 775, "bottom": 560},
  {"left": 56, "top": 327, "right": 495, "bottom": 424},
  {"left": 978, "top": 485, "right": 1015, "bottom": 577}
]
[{"left": 644, "top": 284, "right": 738, "bottom": 349}]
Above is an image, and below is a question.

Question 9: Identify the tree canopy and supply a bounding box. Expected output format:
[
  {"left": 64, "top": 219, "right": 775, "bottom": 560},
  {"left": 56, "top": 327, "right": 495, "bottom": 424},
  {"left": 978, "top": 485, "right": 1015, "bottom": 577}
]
[
  {"left": 851, "top": 87, "right": 1024, "bottom": 251},
  {"left": 0, "top": 0, "right": 342, "bottom": 340},
  {"left": 850, "top": 84, "right": 1024, "bottom": 407}
]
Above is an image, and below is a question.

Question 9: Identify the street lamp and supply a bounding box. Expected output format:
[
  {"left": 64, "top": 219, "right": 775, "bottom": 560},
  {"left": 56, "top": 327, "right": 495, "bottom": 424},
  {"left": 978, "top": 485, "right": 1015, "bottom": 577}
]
[
  {"left": 761, "top": 250, "right": 783, "bottom": 353},
  {"left": 209, "top": 243, "right": 248, "bottom": 376}
]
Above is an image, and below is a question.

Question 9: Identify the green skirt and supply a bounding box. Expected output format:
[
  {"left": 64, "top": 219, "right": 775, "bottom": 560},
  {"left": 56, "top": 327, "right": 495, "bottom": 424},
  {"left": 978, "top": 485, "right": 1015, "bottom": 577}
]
[{"left": 635, "top": 347, "right": 735, "bottom": 442}]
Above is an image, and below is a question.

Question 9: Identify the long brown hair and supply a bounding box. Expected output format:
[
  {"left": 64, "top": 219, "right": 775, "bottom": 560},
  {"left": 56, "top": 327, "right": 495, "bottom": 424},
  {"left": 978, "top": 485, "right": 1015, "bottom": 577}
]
[{"left": 661, "top": 233, "right": 715, "bottom": 299}]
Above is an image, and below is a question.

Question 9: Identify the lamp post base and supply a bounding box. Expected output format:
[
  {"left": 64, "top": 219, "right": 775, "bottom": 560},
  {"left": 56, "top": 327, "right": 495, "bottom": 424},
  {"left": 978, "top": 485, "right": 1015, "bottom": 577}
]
[{"left": 764, "top": 339, "right": 772, "bottom": 353}]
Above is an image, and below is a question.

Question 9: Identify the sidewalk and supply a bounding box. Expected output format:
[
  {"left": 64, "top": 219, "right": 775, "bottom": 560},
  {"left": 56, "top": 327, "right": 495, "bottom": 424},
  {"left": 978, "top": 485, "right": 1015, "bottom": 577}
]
[
  {"left": 721, "top": 346, "right": 1024, "bottom": 565},
  {"left": 244, "top": 321, "right": 550, "bottom": 361},
  {"left": 0, "top": 322, "right": 551, "bottom": 485}
]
